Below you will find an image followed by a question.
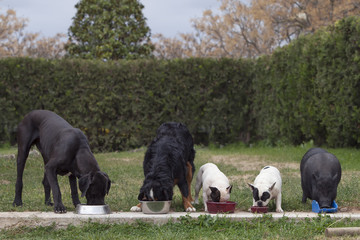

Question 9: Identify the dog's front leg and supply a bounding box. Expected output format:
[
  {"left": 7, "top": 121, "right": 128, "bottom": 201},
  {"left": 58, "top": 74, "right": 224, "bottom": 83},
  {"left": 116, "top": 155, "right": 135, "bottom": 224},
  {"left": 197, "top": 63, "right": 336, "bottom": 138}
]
[
  {"left": 69, "top": 175, "right": 80, "bottom": 207},
  {"left": 178, "top": 181, "right": 196, "bottom": 212},
  {"left": 130, "top": 203, "right": 142, "bottom": 212},
  {"left": 193, "top": 171, "right": 202, "bottom": 205},
  {"left": 42, "top": 173, "right": 53, "bottom": 206},
  {"left": 45, "top": 164, "right": 66, "bottom": 213},
  {"left": 275, "top": 193, "right": 284, "bottom": 213},
  {"left": 202, "top": 191, "right": 209, "bottom": 211}
]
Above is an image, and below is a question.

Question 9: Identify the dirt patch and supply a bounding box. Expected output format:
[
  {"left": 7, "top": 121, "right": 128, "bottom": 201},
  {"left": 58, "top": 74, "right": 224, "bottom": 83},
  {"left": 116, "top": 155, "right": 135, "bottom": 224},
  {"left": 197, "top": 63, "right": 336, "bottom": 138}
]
[
  {"left": 210, "top": 155, "right": 299, "bottom": 172},
  {"left": 228, "top": 174, "right": 254, "bottom": 183},
  {"left": 0, "top": 154, "right": 16, "bottom": 160},
  {"left": 0, "top": 180, "right": 10, "bottom": 185},
  {"left": 106, "top": 157, "right": 136, "bottom": 162}
]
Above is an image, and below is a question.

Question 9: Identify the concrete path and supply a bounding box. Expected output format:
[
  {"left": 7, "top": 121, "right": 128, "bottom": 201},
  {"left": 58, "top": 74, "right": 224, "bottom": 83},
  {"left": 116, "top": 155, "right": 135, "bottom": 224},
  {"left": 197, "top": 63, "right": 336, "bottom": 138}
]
[{"left": 1, "top": 211, "right": 360, "bottom": 229}]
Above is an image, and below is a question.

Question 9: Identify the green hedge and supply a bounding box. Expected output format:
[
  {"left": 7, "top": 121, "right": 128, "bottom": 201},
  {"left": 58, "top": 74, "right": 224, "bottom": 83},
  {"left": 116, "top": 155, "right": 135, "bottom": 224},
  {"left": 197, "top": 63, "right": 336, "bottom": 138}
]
[
  {"left": 253, "top": 16, "right": 360, "bottom": 147},
  {"left": 0, "top": 58, "right": 253, "bottom": 151},
  {"left": 1, "top": 16, "right": 360, "bottom": 151}
]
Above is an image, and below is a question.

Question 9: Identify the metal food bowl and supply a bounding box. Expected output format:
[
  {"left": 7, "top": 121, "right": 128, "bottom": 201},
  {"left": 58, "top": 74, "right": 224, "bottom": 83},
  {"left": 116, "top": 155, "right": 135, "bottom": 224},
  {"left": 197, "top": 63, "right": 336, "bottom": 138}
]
[
  {"left": 206, "top": 201, "right": 237, "bottom": 214},
  {"left": 250, "top": 206, "right": 269, "bottom": 213},
  {"left": 140, "top": 201, "right": 171, "bottom": 214},
  {"left": 75, "top": 204, "right": 111, "bottom": 215}
]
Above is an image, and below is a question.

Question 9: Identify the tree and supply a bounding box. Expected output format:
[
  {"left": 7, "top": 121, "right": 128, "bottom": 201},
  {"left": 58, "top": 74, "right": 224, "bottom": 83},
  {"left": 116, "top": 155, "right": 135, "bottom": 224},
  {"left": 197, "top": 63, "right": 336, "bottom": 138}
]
[
  {"left": 0, "top": 9, "right": 66, "bottom": 58},
  {"left": 66, "top": 0, "right": 154, "bottom": 60},
  {"left": 153, "top": 0, "right": 360, "bottom": 59}
]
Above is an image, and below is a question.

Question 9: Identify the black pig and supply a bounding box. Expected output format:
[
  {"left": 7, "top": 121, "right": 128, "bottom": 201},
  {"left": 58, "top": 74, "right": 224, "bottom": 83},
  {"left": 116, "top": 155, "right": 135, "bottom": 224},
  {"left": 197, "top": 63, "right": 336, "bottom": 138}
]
[{"left": 300, "top": 148, "right": 341, "bottom": 208}]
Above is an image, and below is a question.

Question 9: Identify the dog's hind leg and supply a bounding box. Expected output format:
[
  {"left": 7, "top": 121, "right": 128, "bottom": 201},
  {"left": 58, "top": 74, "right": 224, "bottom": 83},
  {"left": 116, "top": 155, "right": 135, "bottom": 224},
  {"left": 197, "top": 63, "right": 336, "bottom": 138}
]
[
  {"left": 13, "top": 151, "right": 27, "bottom": 207},
  {"left": 193, "top": 165, "right": 204, "bottom": 204},
  {"left": 69, "top": 175, "right": 80, "bottom": 207},
  {"left": 13, "top": 123, "right": 37, "bottom": 207},
  {"left": 42, "top": 173, "right": 53, "bottom": 206}
]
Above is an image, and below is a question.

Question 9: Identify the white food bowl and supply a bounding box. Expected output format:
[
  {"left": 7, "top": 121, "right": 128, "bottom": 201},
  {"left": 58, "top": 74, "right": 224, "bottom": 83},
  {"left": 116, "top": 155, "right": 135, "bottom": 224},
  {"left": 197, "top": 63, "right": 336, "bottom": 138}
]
[
  {"left": 75, "top": 204, "right": 111, "bottom": 215},
  {"left": 140, "top": 201, "right": 171, "bottom": 214}
]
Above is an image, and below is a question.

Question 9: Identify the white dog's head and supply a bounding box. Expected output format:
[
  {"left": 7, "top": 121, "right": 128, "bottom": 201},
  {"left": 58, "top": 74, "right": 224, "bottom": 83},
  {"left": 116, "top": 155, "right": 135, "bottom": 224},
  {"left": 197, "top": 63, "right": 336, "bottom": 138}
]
[
  {"left": 209, "top": 185, "right": 232, "bottom": 202},
  {"left": 247, "top": 182, "right": 275, "bottom": 207}
]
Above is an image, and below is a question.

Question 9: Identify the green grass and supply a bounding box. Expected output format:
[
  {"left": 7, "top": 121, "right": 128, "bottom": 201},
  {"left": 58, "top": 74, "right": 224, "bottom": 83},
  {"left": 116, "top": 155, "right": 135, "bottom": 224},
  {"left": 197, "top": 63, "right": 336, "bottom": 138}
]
[
  {"left": 1, "top": 215, "right": 360, "bottom": 239},
  {"left": 1, "top": 144, "right": 360, "bottom": 239},
  {"left": 1, "top": 144, "right": 360, "bottom": 212}
]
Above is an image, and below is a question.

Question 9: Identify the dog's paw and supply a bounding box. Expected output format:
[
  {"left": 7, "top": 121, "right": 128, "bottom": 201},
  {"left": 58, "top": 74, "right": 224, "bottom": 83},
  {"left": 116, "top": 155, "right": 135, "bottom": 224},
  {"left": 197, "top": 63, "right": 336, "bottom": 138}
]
[
  {"left": 276, "top": 208, "right": 284, "bottom": 213},
  {"left": 72, "top": 200, "right": 81, "bottom": 207},
  {"left": 54, "top": 203, "right": 67, "bottom": 214},
  {"left": 130, "top": 206, "right": 141, "bottom": 212},
  {"left": 13, "top": 200, "right": 23, "bottom": 207},
  {"left": 185, "top": 206, "right": 196, "bottom": 212}
]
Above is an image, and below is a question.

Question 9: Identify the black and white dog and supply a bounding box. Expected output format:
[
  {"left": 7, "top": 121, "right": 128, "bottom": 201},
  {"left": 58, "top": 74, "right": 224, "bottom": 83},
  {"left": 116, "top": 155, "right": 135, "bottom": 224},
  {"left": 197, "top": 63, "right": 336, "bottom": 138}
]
[
  {"left": 248, "top": 166, "right": 283, "bottom": 212},
  {"left": 131, "top": 122, "right": 196, "bottom": 212},
  {"left": 194, "top": 163, "right": 232, "bottom": 211},
  {"left": 13, "top": 110, "right": 111, "bottom": 213}
]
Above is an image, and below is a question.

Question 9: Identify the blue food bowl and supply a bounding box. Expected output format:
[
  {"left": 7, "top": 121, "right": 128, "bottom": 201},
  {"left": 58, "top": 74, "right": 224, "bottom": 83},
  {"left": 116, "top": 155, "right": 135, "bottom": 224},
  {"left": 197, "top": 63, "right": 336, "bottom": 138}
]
[{"left": 312, "top": 200, "right": 338, "bottom": 213}]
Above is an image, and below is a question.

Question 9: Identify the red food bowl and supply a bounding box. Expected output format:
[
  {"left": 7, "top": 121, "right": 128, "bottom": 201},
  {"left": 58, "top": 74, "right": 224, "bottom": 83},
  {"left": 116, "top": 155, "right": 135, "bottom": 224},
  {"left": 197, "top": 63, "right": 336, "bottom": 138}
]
[
  {"left": 206, "top": 201, "right": 237, "bottom": 214},
  {"left": 251, "top": 206, "right": 268, "bottom": 213}
]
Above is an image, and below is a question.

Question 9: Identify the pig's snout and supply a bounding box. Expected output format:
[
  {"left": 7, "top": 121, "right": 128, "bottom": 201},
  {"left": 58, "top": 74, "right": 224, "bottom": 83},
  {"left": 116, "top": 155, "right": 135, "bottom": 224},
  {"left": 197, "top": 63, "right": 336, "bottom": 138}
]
[{"left": 319, "top": 201, "right": 332, "bottom": 208}]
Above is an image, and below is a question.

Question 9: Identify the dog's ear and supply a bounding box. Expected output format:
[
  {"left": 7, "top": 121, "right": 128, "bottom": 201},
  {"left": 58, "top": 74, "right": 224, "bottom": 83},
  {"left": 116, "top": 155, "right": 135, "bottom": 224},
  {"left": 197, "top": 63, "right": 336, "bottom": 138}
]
[
  {"left": 138, "top": 186, "right": 147, "bottom": 200},
  {"left": 107, "top": 178, "right": 111, "bottom": 195},
  {"left": 101, "top": 172, "right": 111, "bottom": 195},
  {"left": 210, "top": 187, "right": 220, "bottom": 202},
  {"left": 247, "top": 183, "right": 255, "bottom": 191},
  {"left": 209, "top": 186, "right": 218, "bottom": 193},
  {"left": 227, "top": 185, "right": 233, "bottom": 193},
  {"left": 79, "top": 173, "right": 92, "bottom": 197},
  {"left": 269, "top": 182, "right": 276, "bottom": 191},
  {"left": 138, "top": 192, "right": 145, "bottom": 201}
]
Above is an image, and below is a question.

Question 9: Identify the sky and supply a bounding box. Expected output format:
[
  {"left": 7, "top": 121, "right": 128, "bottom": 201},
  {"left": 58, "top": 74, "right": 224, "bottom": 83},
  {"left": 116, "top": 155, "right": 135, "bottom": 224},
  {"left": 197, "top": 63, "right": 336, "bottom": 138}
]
[{"left": 0, "top": 0, "right": 222, "bottom": 39}]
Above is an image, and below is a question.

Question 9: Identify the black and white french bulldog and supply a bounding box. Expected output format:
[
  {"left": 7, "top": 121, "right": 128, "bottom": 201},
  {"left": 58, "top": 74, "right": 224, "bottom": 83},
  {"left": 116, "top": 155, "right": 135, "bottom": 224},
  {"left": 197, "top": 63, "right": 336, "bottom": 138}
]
[
  {"left": 248, "top": 166, "right": 283, "bottom": 213},
  {"left": 194, "top": 163, "right": 232, "bottom": 211}
]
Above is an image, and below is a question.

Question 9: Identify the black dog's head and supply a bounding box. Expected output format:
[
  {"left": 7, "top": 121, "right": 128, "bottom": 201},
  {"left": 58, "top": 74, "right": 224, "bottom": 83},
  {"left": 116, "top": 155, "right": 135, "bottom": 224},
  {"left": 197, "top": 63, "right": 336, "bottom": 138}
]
[
  {"left": 79, "top": 171, "right": 111, "bottom": 205},
  {"left": 138, "top": 176, "right": 173, "bottom": 201}
]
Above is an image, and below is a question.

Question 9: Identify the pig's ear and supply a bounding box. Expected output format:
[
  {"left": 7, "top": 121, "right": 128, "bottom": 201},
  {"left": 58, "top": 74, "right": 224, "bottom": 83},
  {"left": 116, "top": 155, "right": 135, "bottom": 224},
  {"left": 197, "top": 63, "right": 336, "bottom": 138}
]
[
  {"left": 269, "top": 182, "right": 276, "bottom": 191},
  {"left": 247, "top": 183, "right": 255, "bottom": 191},
  {"left": 227, "top": 185, "right": 232, "bottom": 193}
]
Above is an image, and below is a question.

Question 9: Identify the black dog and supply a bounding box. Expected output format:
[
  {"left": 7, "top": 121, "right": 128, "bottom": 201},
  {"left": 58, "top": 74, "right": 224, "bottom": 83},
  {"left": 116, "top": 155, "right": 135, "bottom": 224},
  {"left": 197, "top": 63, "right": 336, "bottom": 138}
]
[
  {"left": 130, "top": 122, "right": 196, "bottom": 212},
  {"left": 13, "top": 110, "right": 111, "bottom": 213}
]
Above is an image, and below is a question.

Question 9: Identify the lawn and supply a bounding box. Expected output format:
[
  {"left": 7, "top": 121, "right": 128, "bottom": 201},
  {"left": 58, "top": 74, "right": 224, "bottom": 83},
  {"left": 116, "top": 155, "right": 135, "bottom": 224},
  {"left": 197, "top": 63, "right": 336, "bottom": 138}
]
[
  {"left": 2, "top": 215, "right": 360, "bottom": 239},
  {"left": 1, "top": 143, "right": 360, "bottom": 239},
  {"left": 2, "top": 142, "right": 359, "bottom": 213}
]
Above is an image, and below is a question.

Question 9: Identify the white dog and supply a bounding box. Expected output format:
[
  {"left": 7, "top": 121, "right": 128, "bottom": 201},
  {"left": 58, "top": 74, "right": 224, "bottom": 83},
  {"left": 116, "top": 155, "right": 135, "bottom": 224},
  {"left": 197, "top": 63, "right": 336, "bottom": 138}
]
[
  {"left": 194, "top": 163, "right": 232, "bottom": 211},
  {"left": 248, "top": 166, "right": 283, "bottom": 213}
]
